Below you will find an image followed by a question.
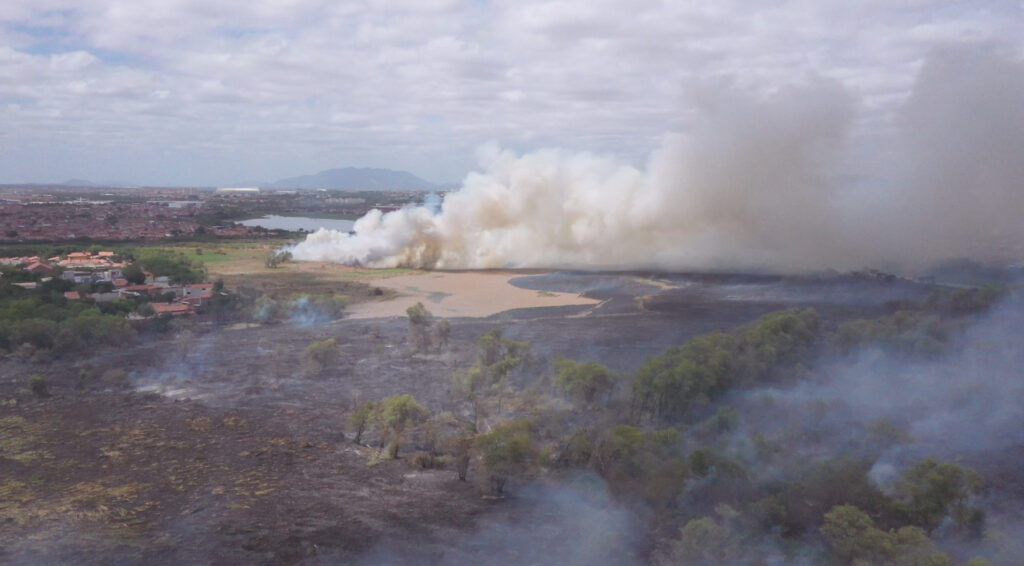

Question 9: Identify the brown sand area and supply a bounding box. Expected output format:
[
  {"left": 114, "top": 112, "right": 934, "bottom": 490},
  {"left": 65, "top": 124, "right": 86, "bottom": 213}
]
[{"left": 346, "top": 270, "right": 598, "bottom": 319}]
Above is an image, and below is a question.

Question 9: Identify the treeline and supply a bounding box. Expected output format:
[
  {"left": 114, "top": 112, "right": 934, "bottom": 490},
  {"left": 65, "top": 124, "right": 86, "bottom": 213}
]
[
  {"left": 339, "top": 287, "right": 1010, "bottom": 565},
  {"left": 0, "top": 276, "right": 135, "bottom": 355}
]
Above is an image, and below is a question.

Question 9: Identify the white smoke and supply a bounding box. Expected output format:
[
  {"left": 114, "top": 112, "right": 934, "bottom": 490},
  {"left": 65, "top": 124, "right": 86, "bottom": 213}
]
[{"left": 291, "top": 45, "right": 1024, "bottom": 272}]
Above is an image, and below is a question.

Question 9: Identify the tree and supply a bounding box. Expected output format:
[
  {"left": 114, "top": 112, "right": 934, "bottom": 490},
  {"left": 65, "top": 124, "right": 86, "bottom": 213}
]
[
  {"left": 380, "top": 394, "right": 429, "bottom": 458},
  {"left": 821, "top": 504, "right": 956, "bottom": 566},
  {"left": 9, "top": 318, "right": 59, "bottom": 349},
  {"left": 668, "top": 516, "right": 738, "bottom": 565},
  {"left": 632, "top": 332, "right": 736, "bottom": 419},
  {"left": 434, "top": 319, "right": 451, "bottom": 351},
  {"left": 553, "top": 356, "right": 615, "bottom": 404},
  {"left": 821, "top": 505, "right": 894, "bottom": 565},
  {"left": 595, "top": 425, "right": 688, "bottom": 503},
  {"left": 348, "top": 401, "right": 380, "bottom": 445},
  {"left": 897, "top": 460, "right": 983, "bottom": 535},
  {"left": 122, "top": 264, "right": 146, "bottom": 284},
  {"left": 302, "top": 338, "right": 339, "bottom": 375},
  {"left": 473, "top": 329, "right": 531, "bottom": 413},
  {"left": 265, "top": 250, "right": 292, "bottom": 268},
  {"left": 474, "top": 419, "right": 538, "bottom": 494},
  {"left": 251, "top": 296, "right": 279, "bottom": 322},
  {"left": 406, "top": 302, "right": 433, "bottom": 353},
  {"left": 445, "top": 422, "right": 476, "bottom": 481}
]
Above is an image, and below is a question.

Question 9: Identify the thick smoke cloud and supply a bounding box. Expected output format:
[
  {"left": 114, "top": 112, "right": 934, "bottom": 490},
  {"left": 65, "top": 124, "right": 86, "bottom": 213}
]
[{"left": 291, "top": 45, "right": 1024, "bottom": 272}]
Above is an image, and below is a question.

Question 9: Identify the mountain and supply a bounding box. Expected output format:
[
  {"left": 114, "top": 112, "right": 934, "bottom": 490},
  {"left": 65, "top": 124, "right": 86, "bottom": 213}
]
[
  {"left": 63, "top": 178, "right": 99, "bottom": 187},
  {"left": 267, "top": 167, "right": 438, "bottom": 191}
]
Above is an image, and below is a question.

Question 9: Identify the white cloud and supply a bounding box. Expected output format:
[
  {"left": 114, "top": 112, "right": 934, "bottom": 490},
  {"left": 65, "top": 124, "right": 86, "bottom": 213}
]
[{"left": 0, "top": 0, "right": 1020, "bottom": 185}]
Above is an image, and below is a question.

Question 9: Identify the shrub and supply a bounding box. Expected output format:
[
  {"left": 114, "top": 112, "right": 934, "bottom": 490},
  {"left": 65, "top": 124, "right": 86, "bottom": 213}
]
[
  {"left": 302, "top": 338, "right": 339, "bottom": 375},
  {"left": 29, "top": 374, "right": 48, "bottom": 397}
]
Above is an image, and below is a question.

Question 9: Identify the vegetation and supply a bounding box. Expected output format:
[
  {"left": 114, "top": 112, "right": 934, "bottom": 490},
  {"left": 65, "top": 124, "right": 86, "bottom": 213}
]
[
  {"left": 0, "top": 278, "right": 137, "bottom": 354},
  {"left": 122, "top": 248, "right": 207, "bottom": 284},
  {"left": 474, "top": 419, "right": 539, "bottom": 494},
  {"left": 302, "top": 338, "right": 339, "bottom": 375},
  {"left": 265, "top": 249, "right": 292, "bottom": 269},
  {"left": 347, "top": 401, "right": 380, "bottom": 445},
  {"left": 28, "top": 375, "right": 48, "bottom": 397},
  {"left": 333, "top": 286, "right": 1010, "bottom": 565},
  {"left": 632, "top": 308, "right": 818, "bottom": 420},
  {"left": 553, "top": 356, "right": 615, "bottom": 405},
  {"left": 379, "top": 394, "right": 429, "bottom": 459},
  {"left": 405, "top": 301, "right": 433, "bottom": 352},
  {"left": 3, "top": 239, "right": 1012, "bottom": 565}
]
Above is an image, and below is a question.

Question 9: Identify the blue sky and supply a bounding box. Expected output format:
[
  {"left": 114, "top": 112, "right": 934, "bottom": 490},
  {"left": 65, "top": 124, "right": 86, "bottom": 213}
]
[{"left": 0, "top": 1, "right": 1021, "bottom": 186}]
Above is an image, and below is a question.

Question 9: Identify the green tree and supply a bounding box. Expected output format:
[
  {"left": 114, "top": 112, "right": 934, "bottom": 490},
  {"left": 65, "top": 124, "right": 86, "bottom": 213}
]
[
  {"left": 445, "top": 422, "right": 476, "bottom": 481},
  {"left": 10, "top": 318, "right": 59, "bottom": 349},
  {"left": 595, "top": 425, "right": 687, "bottom": 503},
  {"left": 821, "top": 505, "right": 894, "bottom": 565},
  {"left": 553, "top": 356, "right": 615, "bottom": 405},
  {"left": 821, "top": 504, "right": 955, "bottom": 566},
  {"left": 302, "top": 338, "right": 339, "bottom": 375},
  {"left": 897, "top": 460, "right": 983, "bottom": 534},
  {"left": 348, "top": 401, "right": 381, "bottom": 445},
  {"left": 122, "top": 264, "right": 146, "bottom": 284},
  {"left": 632, "top": 332, "right": 736, "bottom": 419},
  {"left": 380, "top": 394, "right": 429, "bottom": 458},
  {"left": 474, "top": 419, "right": 538, "bottom": 494},
  {"left": 434, "top": 319, "right": 451, "bottom": 351},
  {"left": 406, "top": 302, "right": 433, "bottom": 353},
  {"left": 668, "top": 516, "right": 739, "bottom": 565}
]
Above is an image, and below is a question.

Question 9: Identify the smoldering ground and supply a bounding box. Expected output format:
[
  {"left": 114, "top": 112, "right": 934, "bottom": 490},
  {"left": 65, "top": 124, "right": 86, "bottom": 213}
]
[
  {"left": 348, "top": 475, "right": 643, "bottom": 566},
  {"left": 291, "top": 44, "right": 1024, "bottom": 274}
]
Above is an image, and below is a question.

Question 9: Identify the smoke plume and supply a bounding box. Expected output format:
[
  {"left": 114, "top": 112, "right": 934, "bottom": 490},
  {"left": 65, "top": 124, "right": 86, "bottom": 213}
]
[{"left": 291, "top": 45, "right": 1024, "bottom": 272}]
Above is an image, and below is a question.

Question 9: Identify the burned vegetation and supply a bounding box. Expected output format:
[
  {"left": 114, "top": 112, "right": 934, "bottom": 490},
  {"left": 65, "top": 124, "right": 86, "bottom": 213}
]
[{"left": 1, "top": 269, "right": 1021, "bottom": 565}]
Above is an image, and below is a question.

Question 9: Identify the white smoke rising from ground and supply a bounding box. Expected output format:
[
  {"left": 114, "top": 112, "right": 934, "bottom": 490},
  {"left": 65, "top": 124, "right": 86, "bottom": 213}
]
[{"left": 291, "top": 45, "right": 1024, "bottom": 272}]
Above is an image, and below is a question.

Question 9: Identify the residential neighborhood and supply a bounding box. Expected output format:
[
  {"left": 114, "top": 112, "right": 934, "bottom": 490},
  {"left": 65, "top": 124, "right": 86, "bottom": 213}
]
[
  {"left": 0, "top": 200, "right": 266, "bottom": 242},
  {"left": 0, "top": 250, "right": 218, "bottom": 317}
]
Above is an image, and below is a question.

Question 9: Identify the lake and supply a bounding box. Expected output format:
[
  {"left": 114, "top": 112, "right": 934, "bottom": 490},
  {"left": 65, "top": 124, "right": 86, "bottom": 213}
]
[{"left": 238, "top": 215, "right": 356, "bottom": 232}]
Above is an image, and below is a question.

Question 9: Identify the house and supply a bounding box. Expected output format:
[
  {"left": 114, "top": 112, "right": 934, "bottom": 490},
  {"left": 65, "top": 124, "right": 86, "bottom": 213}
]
[
  {"left": 182, "top": 290, "right": 215, "bottom": 308},
  {"left": 25, "top": 262, "right": 53, "bottom": 274},
  {"left": 120, "top": 284, "right": 164, "bottom": 297},
  {"left": 62, "top": 270, "right": 94, "bottom": 284},
  {"left": 151, "top": 303, "right": 192, "bottom": 316},
  {"left": 183, "top": 283, "right": 214, "bottom": 298},
  {"left": 99, "top": 268, "right": 124, "bottom": 281},
  {"left": 64, "top": 291, "right": 81, "bottom": 300},
  {"left": 90, "top": 292, "right": 120, "bottom": 303}
]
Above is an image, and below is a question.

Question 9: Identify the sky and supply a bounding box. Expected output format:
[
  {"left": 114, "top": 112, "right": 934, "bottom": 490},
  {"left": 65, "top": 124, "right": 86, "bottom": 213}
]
[{"left": 0, "top": 1, "right": 1021, "bottom": 187}]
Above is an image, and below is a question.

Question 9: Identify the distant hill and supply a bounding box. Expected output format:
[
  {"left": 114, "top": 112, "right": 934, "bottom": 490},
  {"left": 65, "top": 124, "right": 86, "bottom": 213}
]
[
  {"left": 267, "top": 167, "right": 438, "bottom": 191},
  {"left": 63, "top": 178, "right": 99, "bottom": 187}
]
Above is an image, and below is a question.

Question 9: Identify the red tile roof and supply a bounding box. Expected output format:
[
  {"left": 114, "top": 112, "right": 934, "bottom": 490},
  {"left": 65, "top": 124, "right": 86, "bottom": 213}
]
[{"left": 151, "top": 303, "right": 192, "bottom": 315}]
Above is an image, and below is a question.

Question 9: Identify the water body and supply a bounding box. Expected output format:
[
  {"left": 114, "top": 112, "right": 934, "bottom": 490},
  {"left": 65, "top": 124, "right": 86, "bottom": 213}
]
[{"left": 238, "top": 215, "right": 355, "bottom": 232}]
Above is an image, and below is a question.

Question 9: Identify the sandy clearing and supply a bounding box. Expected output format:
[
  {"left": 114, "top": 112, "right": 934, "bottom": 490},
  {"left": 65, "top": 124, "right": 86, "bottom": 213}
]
[{"left": 345, "top": 271, "right": 599, "bottom": 319}]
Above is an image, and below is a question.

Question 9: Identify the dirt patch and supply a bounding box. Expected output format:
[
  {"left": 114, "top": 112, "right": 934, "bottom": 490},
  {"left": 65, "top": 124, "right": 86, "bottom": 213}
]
[{"left": 345, "top": 271, "right": 599, "bottom": 319}]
